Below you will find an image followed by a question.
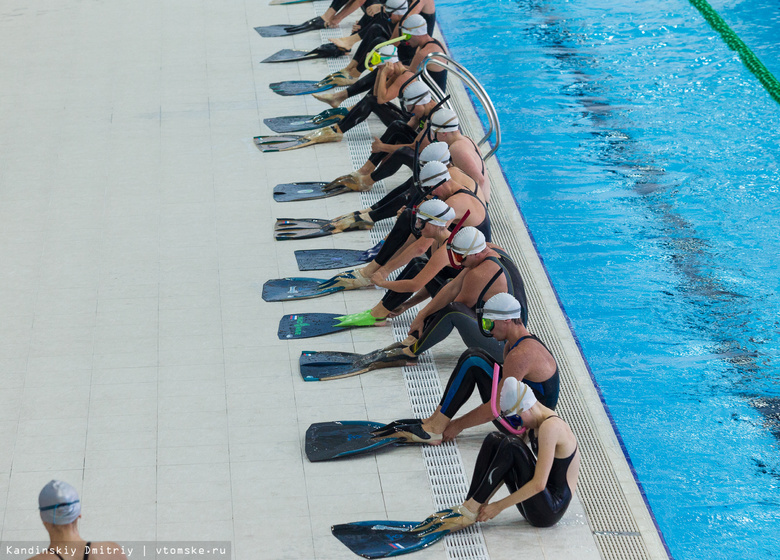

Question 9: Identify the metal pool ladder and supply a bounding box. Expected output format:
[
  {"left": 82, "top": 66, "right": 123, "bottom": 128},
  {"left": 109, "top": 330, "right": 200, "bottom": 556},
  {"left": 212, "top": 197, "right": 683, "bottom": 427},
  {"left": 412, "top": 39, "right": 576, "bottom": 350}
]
[{"left": 421, "top": 53, "right": 502, "bottom": 161}]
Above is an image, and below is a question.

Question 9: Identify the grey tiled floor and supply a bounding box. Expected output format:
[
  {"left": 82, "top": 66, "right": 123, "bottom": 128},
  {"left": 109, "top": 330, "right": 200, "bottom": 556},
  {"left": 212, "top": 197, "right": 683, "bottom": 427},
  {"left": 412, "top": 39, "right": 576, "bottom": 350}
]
[{"left": 0, "top": 0, "right": 605, "bottom": 559}]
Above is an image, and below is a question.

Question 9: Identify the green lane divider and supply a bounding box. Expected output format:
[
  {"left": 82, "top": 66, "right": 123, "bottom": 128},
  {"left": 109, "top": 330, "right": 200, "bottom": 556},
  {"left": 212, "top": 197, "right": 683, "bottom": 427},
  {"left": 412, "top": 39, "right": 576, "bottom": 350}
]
[{"left": 688, "top": 0, "right": 780, "bottom": 105}]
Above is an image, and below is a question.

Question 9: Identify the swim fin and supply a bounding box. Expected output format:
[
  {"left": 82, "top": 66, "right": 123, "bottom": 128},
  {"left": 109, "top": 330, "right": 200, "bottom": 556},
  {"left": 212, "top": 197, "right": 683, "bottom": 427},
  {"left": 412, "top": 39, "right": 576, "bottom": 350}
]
[
  {"left": 299, "top": 348, "right": 411, "bottom": 381},
  {"left": 263, "top": 280, "right": 342, "bottom": 302},
  {"left": 253, "top": 127, "right": 343, "bottom": 152},
  {"left": 274, "top": 218, "right": 334, "bottom": 240},
  {"left": 279, "top": 314, "right": 350, "bottom": 340},
  {"left": 268, "top": 0, "right": 313, "bottom": 5},
  {"left": 275, "top": 218, "right": 332, "bottom": 230},
  {"left": 294, "top": 241, "right": 383, "bottom": 271},
  {"left": 261, "top": 43, "right": 347, "bottom": 64},
  {"left": 305, "top": 421, "right": 402, "bottom": 462},
  {"left": 269, "top": 79, "right": 336, "bottom": 96},
  {"left": 273, "top": 214, "right": 372, "bottom": 239},
  {"left": 264, "top": 107, "right": 349, "bottom": 134},
  {"left": 331, "top": 519, "right": 449, "bottom": 558},
  {"left": 273, "top": 182, "right": 349, "bottom": 202},
  {"left": 254, "top": 16, "right": 326, "bottom": 38}
]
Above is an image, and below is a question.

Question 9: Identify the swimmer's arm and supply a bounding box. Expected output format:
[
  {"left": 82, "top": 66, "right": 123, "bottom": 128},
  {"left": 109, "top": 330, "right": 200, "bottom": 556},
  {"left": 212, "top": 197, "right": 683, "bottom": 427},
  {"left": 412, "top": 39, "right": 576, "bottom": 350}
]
[
  {"left": 373, "top": 237, "right": 433, "bottom": 285},
  {"left": 331, "top": 0, "right": 366, "bottom": 25},
  {"left": 377, "top": 244, "right": 446, "bottom": 291},
  {"left": 376, "top": 66, "right": 411, "bottom": 104},
  {"left": 408, "top": 270, "right": 465, "bottom": 334}
]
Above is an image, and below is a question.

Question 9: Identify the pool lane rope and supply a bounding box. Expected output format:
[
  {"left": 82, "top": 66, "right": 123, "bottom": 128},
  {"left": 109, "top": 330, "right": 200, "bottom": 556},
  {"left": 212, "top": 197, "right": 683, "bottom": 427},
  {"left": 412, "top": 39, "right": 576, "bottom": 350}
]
[{"left": 688, "top": 0, "right": 780, "bottom": 105}]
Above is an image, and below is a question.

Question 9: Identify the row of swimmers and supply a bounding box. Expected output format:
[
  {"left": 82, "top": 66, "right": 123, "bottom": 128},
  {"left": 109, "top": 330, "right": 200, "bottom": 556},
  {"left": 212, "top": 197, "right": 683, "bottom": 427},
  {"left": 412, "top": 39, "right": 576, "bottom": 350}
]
[
  {"left": 264, "top": 0, "right": 583, "bottom": 541},
  {"left": 24, "top": 0, "right": 582, "bottom": 557}
]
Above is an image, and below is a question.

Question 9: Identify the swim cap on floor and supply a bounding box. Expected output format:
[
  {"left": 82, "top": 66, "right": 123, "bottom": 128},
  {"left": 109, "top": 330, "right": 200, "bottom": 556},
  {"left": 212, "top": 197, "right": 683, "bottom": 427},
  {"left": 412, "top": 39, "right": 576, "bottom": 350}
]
[
  {"left": 401, "top": 14, "right": 427, "bottom": 36},
  {"left": 39, "top": 480, "right": 81, "bottom": 525},
  {"left": 401, "top": 80, "right": 432, "bottom": 108},
  {"left": 431, "top": 108, "right": 459, "bottom": 133},
  {"left": 450, "top": 226, "right": 486, "bottom": 255},
  {"left": 419, "top": 161, "right": 450, "bottom": 187},
  {"left": 417, "top": 199, "right": 455, "bottom": 227},
  {"left": 500, "top": 377, "right": 538, "bottom": 417},
  {"left": 482, "top": 292, "right": 524, "bottom": 321},
  {"left": 385, "top": 0, "right": 408, "bottom": 15},
  {"left": 419, "top": 141, "right": 451, "bottom": 165}
]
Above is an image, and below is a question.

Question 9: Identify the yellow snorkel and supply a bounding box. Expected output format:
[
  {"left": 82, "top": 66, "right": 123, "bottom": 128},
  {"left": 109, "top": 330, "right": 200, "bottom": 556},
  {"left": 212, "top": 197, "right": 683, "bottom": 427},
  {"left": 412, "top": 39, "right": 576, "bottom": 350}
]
[{"left": 365, "top": 34, "right": 410, "bottom": 72}]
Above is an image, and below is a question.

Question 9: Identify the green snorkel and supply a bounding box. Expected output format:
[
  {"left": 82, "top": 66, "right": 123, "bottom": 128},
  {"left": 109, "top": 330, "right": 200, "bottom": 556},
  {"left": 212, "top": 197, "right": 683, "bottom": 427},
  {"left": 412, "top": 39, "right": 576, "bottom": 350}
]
[{"left": 365, "top": 34, "right": 410, "bottom": 72}]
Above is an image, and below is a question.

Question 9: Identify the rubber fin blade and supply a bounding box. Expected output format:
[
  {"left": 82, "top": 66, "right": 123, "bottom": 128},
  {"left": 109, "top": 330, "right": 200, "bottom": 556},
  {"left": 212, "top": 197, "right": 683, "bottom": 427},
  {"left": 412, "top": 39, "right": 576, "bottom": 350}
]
[
  {"left": 332, "top": 520, "right": 449, "bottom": 558},
  {"left": 269, "top": 80, "right": 336, "bottom": 96},
  {"left": 305, "top": 421, "right": 400, "bottom": 462},
  {"left": 263, "top": 107, "right": 348, "bottom": 133},
  {"left": 273, "top": 183, "right": 348, "bottom": 202},
  {"left": 275, "top": 218, "right": 332, "bottom": 231},
  {"left": 263, "top": 280, "right": 342, "bottom": 302},
  {"left": 278, "top": 314, "right": 348, "bottom": 340},
  {"left": 294, "top": 248, "right": 375, "bottom": 271}
]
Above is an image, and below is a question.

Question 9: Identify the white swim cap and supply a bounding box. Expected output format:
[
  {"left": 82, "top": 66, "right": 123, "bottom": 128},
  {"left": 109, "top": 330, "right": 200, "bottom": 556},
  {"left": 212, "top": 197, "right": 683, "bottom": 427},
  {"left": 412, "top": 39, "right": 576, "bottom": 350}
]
[
  {"left": 419, "top": 141, "right": 451, "bottom": 165},
  {"left": 39, "top": 480, "right": 81, "bottom": 525},
  {"left": 401, "top": 80, "right": 432, "bottom": 108},
  {"left": 385, "top": 0, "right": 408, "bottom": 15},
  {"left": 417, "top": 199, "right": 455, "bottom": 227},
  {"left": 419, "top": 161, "right": 450, "bottom": 187},
  {"left": 401, "top": 14, "right": 427, "bottom": 36},
  {"left": 500, "top": 377, "right": 538, "bottom": 417},
  {"left": 377, "top": 44, "right": 399, "bottom": 64},
  {"left": 431, "top": 108, "right": 459, "bottom": 133},
  {"left": 450, "top": 226, "right": 486, "bottom": 255},
  {"left": 482, "top": 292, "right": 524, "bottom": 321}
]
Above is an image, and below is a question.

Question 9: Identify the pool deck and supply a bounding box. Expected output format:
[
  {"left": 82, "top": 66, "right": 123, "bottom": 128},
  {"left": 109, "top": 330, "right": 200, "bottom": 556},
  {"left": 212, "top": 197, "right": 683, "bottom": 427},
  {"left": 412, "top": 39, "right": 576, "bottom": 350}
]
[{"left": 0, "top": 0, "right": 668, "bottom": 559}]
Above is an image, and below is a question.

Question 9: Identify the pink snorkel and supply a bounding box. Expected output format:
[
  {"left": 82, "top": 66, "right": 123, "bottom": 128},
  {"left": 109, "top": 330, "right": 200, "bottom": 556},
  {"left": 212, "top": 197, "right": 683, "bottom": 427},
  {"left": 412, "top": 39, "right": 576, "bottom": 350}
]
[{"left": 490, "top": 362, "right": 527, "bottom": 436}]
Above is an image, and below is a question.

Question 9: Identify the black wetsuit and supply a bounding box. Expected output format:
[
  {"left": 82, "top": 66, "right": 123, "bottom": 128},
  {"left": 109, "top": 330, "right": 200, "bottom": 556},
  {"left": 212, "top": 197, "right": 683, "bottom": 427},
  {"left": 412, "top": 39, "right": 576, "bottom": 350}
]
[
  {"left": 409, "top": 248, "right": 528, "bottom": 362},
  {"left": 367, "top": 170, "right": 489, "bottom": 228},
  {"left": 380, "top": 245, "right": 460, "bottom": 311},
  {"left": 467, "top": 428, "right": 576, "bottom": 527},
  {"left": 338, "top": 81, "right": 411, "bottom": 134},
  {"left": 437, "top": 338, "right": 560, "bottom": 423}
]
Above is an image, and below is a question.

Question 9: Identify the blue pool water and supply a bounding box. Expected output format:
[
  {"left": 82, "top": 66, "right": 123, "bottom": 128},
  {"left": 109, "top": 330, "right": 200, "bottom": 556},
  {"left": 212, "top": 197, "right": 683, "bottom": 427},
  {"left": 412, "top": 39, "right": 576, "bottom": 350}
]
[{"left": 436, "top": 0, "right": 780, "bottom": 558}]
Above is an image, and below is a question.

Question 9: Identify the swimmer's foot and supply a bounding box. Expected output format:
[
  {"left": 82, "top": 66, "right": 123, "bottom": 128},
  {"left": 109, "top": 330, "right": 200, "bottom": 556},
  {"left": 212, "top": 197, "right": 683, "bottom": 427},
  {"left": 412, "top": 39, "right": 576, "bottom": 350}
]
[
  {"left": 413, "top": 504, "right": 477, "bottom": 535},
  {"left": 329, "top": 36, "right": 355, "bottom": 52},
  {"left": 313, "top": 91, "right": 345, "bottom": 108},
  {"left": 330, "top": 210, "right": 374, "bottom": 233},
  {"left": 334, "top": 309, "right": 387, "bottom": 327},
  {"left": 318, "top": 268, "right": 372, "bottom": 290}
]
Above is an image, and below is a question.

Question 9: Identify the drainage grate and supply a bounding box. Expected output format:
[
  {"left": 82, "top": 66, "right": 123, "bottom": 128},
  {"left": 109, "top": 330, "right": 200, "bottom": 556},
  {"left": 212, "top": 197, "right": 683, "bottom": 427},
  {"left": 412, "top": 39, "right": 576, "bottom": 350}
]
[{"left": 315, "top": 4, "right": 492, "bottom": 558}]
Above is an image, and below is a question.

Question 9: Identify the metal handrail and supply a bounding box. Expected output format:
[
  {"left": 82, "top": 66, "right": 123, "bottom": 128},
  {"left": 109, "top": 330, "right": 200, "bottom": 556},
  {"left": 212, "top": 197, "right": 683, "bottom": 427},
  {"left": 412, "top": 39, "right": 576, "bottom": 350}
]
[{"left": 419, "top": 53, "right": 501, "bottom": 160}]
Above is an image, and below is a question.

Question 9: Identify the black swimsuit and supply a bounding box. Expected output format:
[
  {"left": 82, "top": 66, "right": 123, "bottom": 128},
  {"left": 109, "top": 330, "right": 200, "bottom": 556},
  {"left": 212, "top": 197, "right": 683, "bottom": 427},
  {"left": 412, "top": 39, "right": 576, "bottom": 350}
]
[
  {"left": 452, "top": 186, "right": 491, "bottom": 241},
  {"left": 50, "top": 542, "right": 91, "bottom": 560},
  {"left": 420, "top": 39, "right": 447, "bottom": 91}
]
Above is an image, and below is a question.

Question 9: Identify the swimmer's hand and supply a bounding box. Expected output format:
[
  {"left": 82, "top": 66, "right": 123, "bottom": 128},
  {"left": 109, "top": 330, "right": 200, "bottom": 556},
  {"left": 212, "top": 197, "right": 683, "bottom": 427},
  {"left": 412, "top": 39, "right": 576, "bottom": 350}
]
[
  {"left": 408, "top": 315, "right": 424, "bottom": 338},
  {"left": 442, "top": 418, "right": 464, "bottom": 442},
  {"left": 369, "top": 269, "right": 389, "bottom": 287},
  {"left": 366, "top": 4, "right": 383, "bottom": 16},
  {"left": 477, "top": 501, "right": 505, "bottom": 523},
  {"left": 370, "top": 137, "right": 387, "bottom": 153}
]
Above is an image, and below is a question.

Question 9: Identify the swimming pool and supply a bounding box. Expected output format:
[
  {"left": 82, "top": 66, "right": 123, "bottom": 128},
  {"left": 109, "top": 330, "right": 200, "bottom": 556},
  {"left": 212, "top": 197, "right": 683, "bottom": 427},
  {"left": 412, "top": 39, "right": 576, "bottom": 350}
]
[{"left": 436, "top": 0, "right": 780, "bottom": 558}]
